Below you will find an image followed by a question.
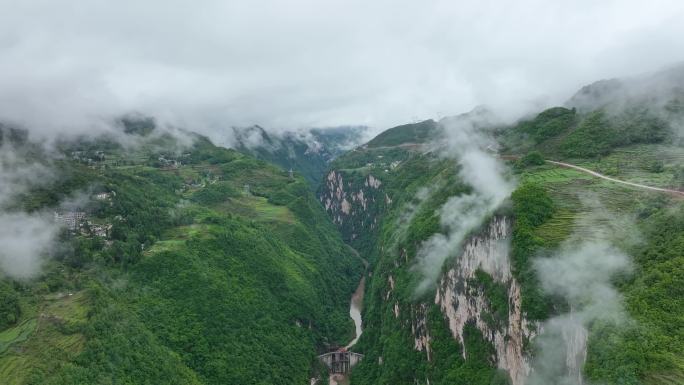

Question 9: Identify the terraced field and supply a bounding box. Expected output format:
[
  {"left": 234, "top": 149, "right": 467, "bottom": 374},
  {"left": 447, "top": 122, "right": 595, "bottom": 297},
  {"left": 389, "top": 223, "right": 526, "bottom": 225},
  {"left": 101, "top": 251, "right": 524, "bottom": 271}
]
[
  {"left": 519, "top": 162, "right": 668, "bottom": 244},
  {"left": 573, "top": 144, "right": 684, "bottom": 189},
  {"left": 0, "top": 292, "right": 88, "bottom": 385},
  {"left": 0, "top": 319, "right": 36, "bottom": 355}
]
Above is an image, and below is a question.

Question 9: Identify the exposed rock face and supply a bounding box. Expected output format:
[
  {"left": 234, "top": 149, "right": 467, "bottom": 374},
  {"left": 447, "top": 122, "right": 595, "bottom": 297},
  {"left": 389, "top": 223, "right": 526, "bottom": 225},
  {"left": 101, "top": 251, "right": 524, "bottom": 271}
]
[
  {"left": 412, "top": 303, "right": 432, "bottom": 362},
  {"left": 562, "top": 313, "right": 588, "bottom": 385},
  {"left": 435, "top": 217, "right": 538, "bottom": 385},
  {"left": 321, "top": 171, "right": 384, "bottom": 223},
  {"left": 366, "top": 175, "right": 382, "bottom": 189},
  {"left": 319, "top": 165, "right": 588, "bottom": 385},
  {"left": 318, "top": 170, "right": 388, "bottom": 248},
  {"left": 386, "top": 275, "right": 395, "bottom": 300}
]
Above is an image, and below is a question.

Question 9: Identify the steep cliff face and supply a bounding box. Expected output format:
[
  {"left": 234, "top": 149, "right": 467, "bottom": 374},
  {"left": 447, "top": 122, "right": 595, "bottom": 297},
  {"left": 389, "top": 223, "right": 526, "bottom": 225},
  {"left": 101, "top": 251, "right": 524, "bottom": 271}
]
[
  {"left": 318, "top": 170, "right": 389, "bottom": 251},
  {"left": 348, "top": 210, "right": 540, "bottom": 384},
  {"left": 380, "top": 216, "right": 540, "bottom": 385},
  {"left": 318, "top": 127, "right": 545, "bottom": 384},
  {"left": 561, "top": 314, "right": 588, "bottom": 385},
  {"left": 412, "top": 302, "right": 432, "bottom": 360},
  {"left": 435, "top": 217, "right": 538, "bottom": 385},
  {"left": 320, "top": 152, "right": 538, "bottom": 384}
]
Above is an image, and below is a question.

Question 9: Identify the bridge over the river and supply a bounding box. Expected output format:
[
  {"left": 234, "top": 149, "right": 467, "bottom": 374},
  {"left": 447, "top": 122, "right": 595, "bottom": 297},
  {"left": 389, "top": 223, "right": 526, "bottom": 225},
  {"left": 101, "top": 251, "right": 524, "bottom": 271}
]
[{"left": 318, "top": 350, "right": 364, "bottom": 374}]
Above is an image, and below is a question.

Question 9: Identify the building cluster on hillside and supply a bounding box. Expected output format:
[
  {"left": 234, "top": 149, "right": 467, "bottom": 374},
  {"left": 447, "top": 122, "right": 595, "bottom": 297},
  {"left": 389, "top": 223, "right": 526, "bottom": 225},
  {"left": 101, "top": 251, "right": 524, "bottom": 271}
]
[
  {"left": 157, "top": 152, "right": 193, "bottom": 170},
  {"left": 54, "top": 210, "right": 112, "bottom": 238},
  {"left": 158, "top": 156, "right": 181, "bottom": 169},
  {"left": 71, "top": 150, "right": 106, "bottom": 164},
  {"left": 54, "top": 211, "right": 86, "bottom": 232},
  {"left": 88, "top": 222, "right": 112, "bottom": 238},
  {"left": 94, "top": 192, "right": 112, "bottom": 201},
  {"left": 180, "top": 173, "right": 219, "bottom": 193},
  {"left": 94, "top": 191, "right": 116, "bottom": 206}
]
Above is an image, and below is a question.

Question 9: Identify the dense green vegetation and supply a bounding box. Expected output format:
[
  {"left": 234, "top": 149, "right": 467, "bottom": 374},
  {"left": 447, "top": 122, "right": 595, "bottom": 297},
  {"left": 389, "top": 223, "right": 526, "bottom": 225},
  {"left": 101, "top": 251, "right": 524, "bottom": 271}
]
[
  {"left": 0, "top": 282, "right": 20, "bottom": 331},
  {"left": 189, "top": 181, "right": 240, "bottom": 205},
  {"left": 352, "top": 304, "right": 509, "bottom": 385},
  {"left": 585, "top": 203, "right": 684, "bottom": 385},
  {"left": 365, "top": 120, "right": 439, "bottom": 148},
  {"left": 516, "top": 151, "right": 545, "bottom": 168},
  {"left": 470, "top": 270, "right": 509, "bottom": 328},
  {"left": 559, "top": 110, "right": 620, "bottom": 157},
  {"left": 500, "top": 103, "right": 673, "bottom": 159},
  {"left": 0, "top": 133, "right": 362, "bottom": 384},
  {"left": 47, "top": 288, "right": 203, "bottom": 385},
  {"left": 510, "top": 182, "right": 555, "bottom": 320},
  {"left": 517, "top": 107, "right": 578, "bottom": 144},
  {"left": 674, "top": 166, "right": 684, "bottom": 188},
  {"left": 233, "top": 125, "right": 366, "bottom": 187}
]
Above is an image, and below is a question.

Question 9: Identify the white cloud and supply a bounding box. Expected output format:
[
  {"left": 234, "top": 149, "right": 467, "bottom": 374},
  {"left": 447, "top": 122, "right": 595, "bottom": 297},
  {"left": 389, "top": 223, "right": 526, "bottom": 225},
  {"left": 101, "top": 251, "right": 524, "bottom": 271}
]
[
  {"left": 0, "top": 0, "right": 682, "bottom": 139},
  {"left": 0, "top": 212, "right": 59, "bottom": 279},
  {"left": 0, "top": 144, "right": 60, "bottom": 279},
  {"left": 528, "top": 241, "right": 632, "bottom": 385}
]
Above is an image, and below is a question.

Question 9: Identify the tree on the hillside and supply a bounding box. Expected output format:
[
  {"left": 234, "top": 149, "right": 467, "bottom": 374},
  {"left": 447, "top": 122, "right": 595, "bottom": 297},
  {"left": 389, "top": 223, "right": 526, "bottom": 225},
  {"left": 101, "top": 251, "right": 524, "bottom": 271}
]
[{"left": 518, "top": 151, "right": 545, "bottom": 168}]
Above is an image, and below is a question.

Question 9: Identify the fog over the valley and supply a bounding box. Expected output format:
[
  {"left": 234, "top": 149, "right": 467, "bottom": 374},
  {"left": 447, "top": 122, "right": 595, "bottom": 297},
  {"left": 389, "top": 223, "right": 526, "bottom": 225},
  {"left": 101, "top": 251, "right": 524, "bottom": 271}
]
[
  {"left": 0, "top": 145, "right": 59, "bottom": 279},
  {"left": 1, "top": 0, "right": 684, "bottom": 142}
]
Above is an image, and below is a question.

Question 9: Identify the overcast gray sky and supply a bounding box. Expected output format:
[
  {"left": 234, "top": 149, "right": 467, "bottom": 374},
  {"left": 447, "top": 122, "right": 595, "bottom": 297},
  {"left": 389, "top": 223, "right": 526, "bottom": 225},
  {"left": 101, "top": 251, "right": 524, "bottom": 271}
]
[{"left": 1, "top": 0, "right": 684, "bottom": 139}]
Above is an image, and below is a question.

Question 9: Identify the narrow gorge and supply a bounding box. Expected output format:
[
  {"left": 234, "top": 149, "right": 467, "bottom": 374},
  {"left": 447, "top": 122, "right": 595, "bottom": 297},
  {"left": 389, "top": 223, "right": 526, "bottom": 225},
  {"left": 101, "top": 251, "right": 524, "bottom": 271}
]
[{"left": 314, "top": 121, "right": 621, "bottom": 385}]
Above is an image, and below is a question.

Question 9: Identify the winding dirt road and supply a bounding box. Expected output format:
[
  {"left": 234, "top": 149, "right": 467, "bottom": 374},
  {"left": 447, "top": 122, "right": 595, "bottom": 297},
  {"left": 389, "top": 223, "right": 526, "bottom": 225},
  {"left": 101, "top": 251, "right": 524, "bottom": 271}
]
[{"left": 546, "top": 160, "right": 684, "bottom": 197}]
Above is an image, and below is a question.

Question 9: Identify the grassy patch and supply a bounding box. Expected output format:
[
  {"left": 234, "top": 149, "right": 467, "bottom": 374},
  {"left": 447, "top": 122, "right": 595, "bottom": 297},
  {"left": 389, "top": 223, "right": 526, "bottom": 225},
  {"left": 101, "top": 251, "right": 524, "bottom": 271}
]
[
  {"left": 220, "top": 195, "right": 296, "bottom": 224},
  {"left": 0, "top": 319, "right": 37, "bottom": 354}
]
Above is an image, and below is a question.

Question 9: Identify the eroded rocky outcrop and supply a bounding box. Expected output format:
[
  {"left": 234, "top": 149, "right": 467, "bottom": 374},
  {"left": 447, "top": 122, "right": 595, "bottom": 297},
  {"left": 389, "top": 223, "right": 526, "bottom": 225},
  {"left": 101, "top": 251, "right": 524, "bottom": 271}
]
[
  {"left": 562, "top": 313, "right": 588, "bottom": 385},
  {"left": 412, "top": 303, "right": 432, "bottom": 362},
  {"left": 318, "top": 170, "right": 388, "bottom": 246},
  {"left": 435, "top": 217, "right": 538, "bottom": 385},
  {"left": 319, "top": 169, "right": 555, "bottom": 385}
]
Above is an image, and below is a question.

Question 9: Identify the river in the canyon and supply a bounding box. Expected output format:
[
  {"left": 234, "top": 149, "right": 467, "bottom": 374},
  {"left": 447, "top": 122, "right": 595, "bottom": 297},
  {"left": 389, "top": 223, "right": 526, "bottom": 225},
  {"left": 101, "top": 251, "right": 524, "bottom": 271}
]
[
  {"left": 345, "top": 276, "right": 365, "bottom": 349},
  {"left": 309, "top": 250, "right": 369, "bottom": 385},
  {"left": 328, "top": 256, "right": 367, "bottom": 385}
]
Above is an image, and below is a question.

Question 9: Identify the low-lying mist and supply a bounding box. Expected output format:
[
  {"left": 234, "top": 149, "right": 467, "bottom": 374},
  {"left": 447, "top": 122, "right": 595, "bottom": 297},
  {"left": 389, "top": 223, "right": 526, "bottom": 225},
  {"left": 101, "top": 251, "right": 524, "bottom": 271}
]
[
  {"left": 0, "top": 143, "right": 60, "bottom": 279},
  {"left": 527, "top": 197, "right": 636, "bottom": 385},
  {"left": 412, "top": 111, "right": 515, "bottom": 295}
]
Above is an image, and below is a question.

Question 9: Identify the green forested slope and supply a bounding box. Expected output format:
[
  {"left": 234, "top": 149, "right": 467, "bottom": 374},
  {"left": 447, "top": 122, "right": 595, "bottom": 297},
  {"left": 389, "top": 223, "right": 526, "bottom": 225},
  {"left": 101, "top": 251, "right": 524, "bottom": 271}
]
[{"left": 0, "top": 132, "right": 363, "bottom": 385}]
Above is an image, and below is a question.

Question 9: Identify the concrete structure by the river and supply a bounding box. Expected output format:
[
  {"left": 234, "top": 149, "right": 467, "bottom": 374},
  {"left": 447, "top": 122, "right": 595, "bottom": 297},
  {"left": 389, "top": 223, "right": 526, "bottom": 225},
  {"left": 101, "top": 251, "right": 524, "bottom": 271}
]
[{"left": 318, "top": 351, "right": 364, "bottom": 374}]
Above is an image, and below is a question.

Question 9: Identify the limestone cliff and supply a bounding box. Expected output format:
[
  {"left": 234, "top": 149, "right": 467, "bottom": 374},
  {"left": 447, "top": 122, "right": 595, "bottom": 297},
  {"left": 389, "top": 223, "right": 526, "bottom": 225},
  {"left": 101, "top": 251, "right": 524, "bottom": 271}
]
[
  {"left": 318, "top": 170, "right": 389, "bottom": 250},
  {"left": 435, "top": 217, "right": 538, "bottom": 385},
  {"left": 320, "top": 162, "right": 542, "bottom": 384}
]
